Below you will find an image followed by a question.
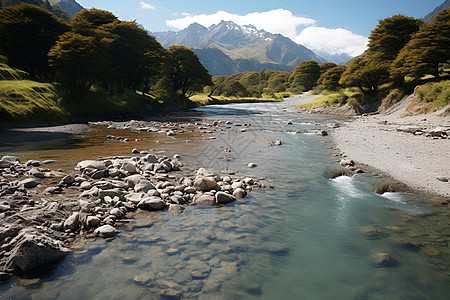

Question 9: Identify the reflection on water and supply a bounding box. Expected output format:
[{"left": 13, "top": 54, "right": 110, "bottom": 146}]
[{"left": 1, "top": 100, "right": 449, "bottom": 299}]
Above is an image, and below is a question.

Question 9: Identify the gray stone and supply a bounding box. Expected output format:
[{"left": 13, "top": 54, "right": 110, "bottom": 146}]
[
  {"left": 168, "top": 204, "right": 185, "bottom": 214},
  {"left": 44, "top": 186, "right": 62, "bottom": 194},
  {"left": 6, "top": 231, "right": 68, "bottom": 274},
  {"left": 125, "top": 174, "right": 144, "bottom": 188},
  {"left": 120, "top": 162, "right": 137, "bottom": 174},
  {"left": 64, "top": 212, "right": 80, "bottom": 232},
  {"left": 125, "top": 192, "right": 145, "bottom": 204},
  {"left": 215, "top": 192, "right": 236, "bottom": 204},
  {"left": 99, "top": 189, "right": 123, "bottom": 200},
  {"left": 132, "top": 148, "right": 140, "bottom": 154},
  {"left": 94, "top": 225, "right": 119, "bottom": 238},
  {"left": 86, "top": 216, "right": 101, "bottom": 228},
  {"left": 437, "top": 176, "right": 448, "bottom": 183},
  {"left": 137, "top": 197, "right": 165, "bottom": 211},
  {"left": 29, "top": 168, "right": 45, "bottom": 178},
  {"left": 110, "top": 208, "right": 124, "bottom": 218},
  {"left": 194, "top": 176, "right": 219, "bottom": 192},
  {"left": 195, "top": 195, "right": 216, "bottom": 206},
  {"left": 248, "top": 163, "right": 257, "bottom": 168},
  {"left": 26, "top": 160, "right": 41, "bottom": 167},
  {"left": 143, "top": 154, "right": 158, "bottom": 163},
  {"left": 1, "top": 156, "right": 19, "bottom": 163},
  {"left": 233, "top": 188, "right": 247, "bottom": 198},
  {"left": 107, "top": 168, "right": 120, "bottom": 177},
  {"left": 77, "top": 160, "right": 107, "bottom": 171},
  {"left": 340, "top": 158, "right": 354, "bottom": 167},
  {"left": 19, "top": 178, "right": 39, "bottom": 189},
  {"left": 62, "top": 175, "right": 75, "bottom": 185},
  {"left": 80, "top": 181, "right": 92, "bottom": 190},
  {"left": 134, "top": 180, "right": 155, "bottom": 193}
]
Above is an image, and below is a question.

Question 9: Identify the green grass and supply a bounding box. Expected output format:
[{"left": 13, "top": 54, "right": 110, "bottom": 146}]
[
  {"left": 298, "top": 88, "right": 359, "bottom": 109},
  {"left": 406, "top": 80, "right": 450, "bottom": 114},
  {"left": 0, "top": 80, "right": 65, "bottom": 122},
  {"left": 0, "top": 63, "right": 29, "bottom": 80},
  {"left": 190, "top": 93, "right": 285, "bottom": 106}
]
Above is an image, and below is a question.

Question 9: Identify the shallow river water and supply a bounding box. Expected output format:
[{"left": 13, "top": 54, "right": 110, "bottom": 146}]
[{"left": 1, "top": 99, "right": 449, "bottom": 299}]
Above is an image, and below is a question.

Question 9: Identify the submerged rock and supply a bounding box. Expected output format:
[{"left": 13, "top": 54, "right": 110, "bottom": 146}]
[
  {"left": 94, "top": 225, "right": 119, "bottom": 238},
  {"left": 215, "top": 192, "right": 236, "bottom": 205}
]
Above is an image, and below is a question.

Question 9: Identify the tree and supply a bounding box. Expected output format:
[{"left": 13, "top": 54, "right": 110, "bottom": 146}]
[
  {"left": 391, "top": 8, "right": 450, "bottom": 79},
  {"left": 339, "top": 57, "right": 390, "bottom": 95},
  {"left": 367, "top": 14, "right": 423, "bottom": 61},
  {"left": 318, "top": 65, "right": 346, "bottom": 90},
  {"left": 165, "top": 45, "right": 213, "bottom": 97},
  {"left": 48, "top": 32, "right": 109, "bottom": 98},
  {"left": 289, "top": 60, "right": 321, "bottom": 91},
  {"left": 98, "top": 21, "right": 164, "bottom": 94},
  {"left": 319, "top": 62, "right": 338, "bottom": 74},
  {"left": 71, "top": 8, "right": 117, "bottom": 36},
  {"left": 0, "top": 3, "right": 69, "bottom": 77}
]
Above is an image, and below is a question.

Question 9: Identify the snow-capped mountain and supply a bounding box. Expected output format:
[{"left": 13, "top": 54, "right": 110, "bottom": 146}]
[{"left": 152, "top": 21, "right": 325, "bottom": 76}]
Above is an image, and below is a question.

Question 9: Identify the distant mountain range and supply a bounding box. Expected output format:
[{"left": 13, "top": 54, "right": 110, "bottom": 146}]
[
  {"left": 152, "top": 21, "right": 326, "bottom": 76},
  {"left": 423, "top": 0, "right": 449, "bottom": 22},
  {"left": 0, "top": 0, "right": 83, "bottom": 18}
]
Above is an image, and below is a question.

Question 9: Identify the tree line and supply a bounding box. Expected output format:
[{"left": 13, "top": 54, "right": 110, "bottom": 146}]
[
  {"left": 0, "top": 4, "right": 212, "bottom": 104},
  {"left": 211, "top": 9, "right": 449, "bottom": 101}
]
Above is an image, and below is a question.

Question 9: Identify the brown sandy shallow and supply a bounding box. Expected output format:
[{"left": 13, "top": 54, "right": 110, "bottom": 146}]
[{"left": 332, "top": 107, "right": 450, "bottom": 198}]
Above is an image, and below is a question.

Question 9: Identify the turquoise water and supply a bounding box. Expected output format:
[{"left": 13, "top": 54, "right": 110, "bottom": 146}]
[{"left": 1, "top": 100, "right": 449, "bottom": 299}]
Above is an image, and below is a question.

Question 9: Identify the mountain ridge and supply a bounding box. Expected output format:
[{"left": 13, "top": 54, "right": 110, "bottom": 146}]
[
  {"left": 422, "top": 0, "right": 450, "bottom": 23},
  {"left": 152, "top": 21, "right": 325, "bottom": 76}
]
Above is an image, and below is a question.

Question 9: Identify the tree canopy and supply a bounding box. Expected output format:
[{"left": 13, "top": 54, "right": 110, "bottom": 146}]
[
  {"left": 0, "top": 3, "right": 69, "bottom": 77},
  {"left": 391, "top": 8, "right": 450, "bottom": 79},
  {"left": 289, "top": 60, "right": 321, "bottom": 91}
]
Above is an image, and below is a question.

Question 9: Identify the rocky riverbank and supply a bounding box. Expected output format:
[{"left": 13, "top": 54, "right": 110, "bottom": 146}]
[{"left": 0, "top": 149, "right": 270, "bottom": 281}]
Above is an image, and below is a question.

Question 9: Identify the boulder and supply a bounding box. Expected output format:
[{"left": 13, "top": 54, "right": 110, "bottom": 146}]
[
  {"left": 233, "top": 188, "right": 247, "bottom": 198},
  {"left": 194, "top": 176, "right": 219, "bottom": 192},
  {"left": 215, "top": 192, "right": 236, "bottom": 204},
  {"left": 29, "top": 168, "right": 45, "bottom": 178},
  {"left": 80, "top": 181, "right": 92, "bottom": 190},
  {"left": 86, "top": 216, "right": 101, "bottom": 228},
  {"left": 6, "top": 231, "right": 69, "bottom": 274},
  {"left": 134, "top": 180, "right": 155, "bottom": 193},
  {"left": 125, "top": 174, "right": 144, "bottom": 188},
  {"left": 64, "top": 212, "right": 80, "bottom": 232},
  {"left": 125, "top": 192, "right": 145, "bottom": 204},
  {"left": 120, "top": 162, "right": 137, "bottom": 174},
  {"left": 110, "top": 208, "right": 125, "bottom": 219},
  {"left": 44, "top": 186, "right": 62, "bottom": 194},
  {"left": 195, "top": 195, "right": 216, "bottom": 206},
  {"left": 61, "top": 175, "right": 75, "bottom": 185},
  {"left": 19, "top": 178, "right": 39, "bottom": 189},
  {"left": 143, "top": 154, "right": 158, "bottom": 163},
  {"left": 248, "top": 163, "right": 257, "bottom": 168},
  {"left": 1, "top": 156, "right": 20, "bottom": 164},
  {"left": 77, "top": 160, "right": 107, "bottom": 171},
  {"left": 340, "top": 158, "right": 354, "bottom": 167},
  {"left": 94, "top": 225, "right": 119, "bottom": 238},
  {"left": 137, "top": 197, "right": 165, "bottom": 211}
]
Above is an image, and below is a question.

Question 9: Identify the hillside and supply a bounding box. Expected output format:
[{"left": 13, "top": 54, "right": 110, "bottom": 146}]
[
  {"left": 153, "top": 21, "right": 325, "bottom": 76},
  {"left": 0, "top": 0, "right": 83, "bottom": 19},
  {"left": 423, "top": 0, "right": 450, "bottom": 22},
  {"left": 48, "top": 0, "right": 83, "bottom": 17}
]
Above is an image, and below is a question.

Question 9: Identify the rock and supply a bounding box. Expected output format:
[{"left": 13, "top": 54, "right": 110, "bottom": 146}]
[
  {"left": 215, "top": 192, "right": 236, "bottom": 204},
  {"left": 98, "top": 189, "right": 123, "bottom": 200},
  {"left": 94, "top": 225, "right": 119, "bottom": 238},
  {"left": 125, "top": 192, "right": 145, "bottom": 204},
  {"left": 1, "top": 156, "right": 19, "bottom": 163},
  {"left": 233, "top": 188, "right": 247, "bottom": 198},
  {"left": 0, "top": 160, "right": 12, "bottom": 168},
  {"left": 110, "top": 208, "right": 125, "bottom": 219},
  {"left": 6, "top": 231, "right": 69, "bottom": 274},
  {"left": 26, "top": 160, "right": 40, "bottom": 167},
  {"left": 168, "top": 204, "right": 185, "bottom": 214},
  {"left": 397, "top": 126, "right": 421, "bottom": 134},
  {"left": 437, "top": 176, "right": 448, "bottom": 183},
  {"left": 166, "top": 130, "right": 176, "bottom": 136},
  {"left": 29, "top": 168, "right": 45, "bottom": 178},
  {"left": 19, "top": 178, "right": 39, "bottom": 189},
  {"left": 244, "top": 177, "right": 254, "bottom": 185},
  {"left": 194, "top": 176, "right": 219, "bottom": 192},
  {"left": 40, "top": 159, "right": 56, "bottom": 165},
  {"left": 0, "top": 203, "right": 10, "bottom": 212},
  {"left": 195, "top": 195, "right": 216, "bottom": 206},
  {"left": 125, "top": 174, "right": 143, "bottom": 188},
  {"left": 86, "top": 216, "right": 101, "bottom": 228},
  {"left": 62, "top": 175, "right": 75, "bottom": 185},
  {"left": 372, "top": 252, "right": 398, "bottom": 267},
  {"left": 132, "top": 148, "right": 140, "bottom": 154},
  {"left": 427, "top": 127, "right": 448, "bottom": 137},
  {"left": 80, "top": 181, "right": 92, "bottom": 190},
  {"left": 231, "top": 181, "right": 244, "bottom": 189},
  {"left": 143, "top": 154, "right": 158, "bottom": 163},
  {"left": 287, "top": 120, "right": 293, "bottom": 125},
  {"left": 90, "top": 170, "right": 105, "bottom": 179},
  {"left": 248, "top": 163, "right": 257, "bottom": 168},
  {"left": 121, "top": 162, "right": 137, "bottom": 174},
  {"left": 107, "top": 168, "right": 120, "bottom": 177},
  {"left": 319, "top": 130, "right": 328, "bottom": 136},
  {"left": 340, "top": 159, "right": 354, "bottom": 167},
  {"left": 134, "top": 180, "right": 155, "bottom": 193},
  {"left": 64, "top": 212, "right": 80, "bottom": 232},
  {"left": 0, "top": 272, "right": 11, "bottom": 281},
  {"left": 77, "top": 160, "right": 107, "bottom": 171},
  {"left": 328, "top": 168, "right": 349, "bottom": 179},
  {"left": 137, "top": 197, "right": 165, "bottom": 211}
]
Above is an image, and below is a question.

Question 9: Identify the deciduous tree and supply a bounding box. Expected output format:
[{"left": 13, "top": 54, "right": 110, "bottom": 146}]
[{"left": 289, "top": 60, "right": 321, "bottom": 91}]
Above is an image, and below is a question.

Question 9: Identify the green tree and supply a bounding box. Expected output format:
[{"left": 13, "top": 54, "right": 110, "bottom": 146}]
[
  {"left": 319, "top": 62, "right": 337, "bottom": 74},
  {"left": 318, "top": 65, "right": 346, "bottom": 90},
  {"left": 165, "top": 45, "right": 213, "bottom": 97},
  {"left": 0, "top": 3, "right": 69, "bottom": 77},
  {"left": 391, "top": 8, "right": 450, "bottom": 79},
  {"left": 367, "top": 14, "right": 423, "bottom": 61},
  {"left": 339, "top": 57, "right": 390, "bottom": 95},
  {"left": 48, "top": 31, "right": 108, "bottom": 98},
  {"left": 289, "top": 60, "right": 321, "bottom": 91},
  {"left": 71, "top": 8, "right": 117, "bottom": 36}
]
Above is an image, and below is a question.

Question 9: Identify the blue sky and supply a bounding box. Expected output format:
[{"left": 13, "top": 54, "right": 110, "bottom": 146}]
[{"left": 76, "top": 0, "right": 444, "bottom": 56}]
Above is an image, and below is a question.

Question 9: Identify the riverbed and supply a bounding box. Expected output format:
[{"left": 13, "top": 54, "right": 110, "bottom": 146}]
[{"left": 1, "top": 97, "right": 449, "bottom": 299}]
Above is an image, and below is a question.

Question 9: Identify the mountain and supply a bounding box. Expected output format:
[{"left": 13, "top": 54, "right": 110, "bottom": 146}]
[
  {"left": 0, "top": 0, "right": 83, "bottom": 19},
  {"left": 152, "top": 21, "right": 325, "bottom": 76},
  {"left": 423, "top": 0, "right": 450, "bottom": 23},
  {"left": 314, "top": 50, "right": 352, "bottom": 65},
  {"left": 48, "top": 0, "right": 83, "bottom": 17}
]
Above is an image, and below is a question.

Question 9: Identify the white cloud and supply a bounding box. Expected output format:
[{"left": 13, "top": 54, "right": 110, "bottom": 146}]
[
  {"left": 296, "top": 26, "right": 368, "bottom": 57},
  {"left": 140, "top": 1, "right": 155, "bottom": 10},
  {"left": 166, "top": 9, "right": 368, "bottom": 57},
  {"left": 166, "top": 9, "right": 316, "bottom": 39}
]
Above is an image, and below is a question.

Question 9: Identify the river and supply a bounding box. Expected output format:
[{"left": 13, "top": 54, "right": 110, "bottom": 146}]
[{"left": 1, "top": 97, "right": 449, "bottom": 299}]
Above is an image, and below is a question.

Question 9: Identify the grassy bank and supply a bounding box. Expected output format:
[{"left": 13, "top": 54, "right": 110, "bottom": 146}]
[
  {"left": 406, "top": 80, "right": 450, "bottom": 114},
  {"left": 190, "top": 93, "right": 287, "bottom": 106}
]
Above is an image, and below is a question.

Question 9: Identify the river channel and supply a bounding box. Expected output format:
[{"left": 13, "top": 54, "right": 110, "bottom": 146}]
[{"left": 1, "top": 98, "right": 449, "bottom": 299}]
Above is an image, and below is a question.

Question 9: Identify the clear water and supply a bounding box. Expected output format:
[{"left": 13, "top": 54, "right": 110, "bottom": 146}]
[{"left": 1, "top": 100, "right": 449, "bottom": 299}]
